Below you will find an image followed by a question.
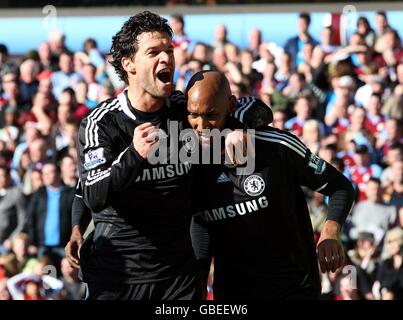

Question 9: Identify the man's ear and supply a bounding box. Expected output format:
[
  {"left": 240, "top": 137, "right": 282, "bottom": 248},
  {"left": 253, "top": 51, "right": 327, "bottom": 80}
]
[
  {"left": 122, "top": 57, "right": 136, "bottom": 74},
  {"left": 229, "top": 95, "right": 238, "bottom": 113}
]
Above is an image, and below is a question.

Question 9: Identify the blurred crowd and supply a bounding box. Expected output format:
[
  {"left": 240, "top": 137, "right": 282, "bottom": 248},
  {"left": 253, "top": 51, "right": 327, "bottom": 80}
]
[{"left": 0, "top": 11, "right": 402, "bottom": 300}]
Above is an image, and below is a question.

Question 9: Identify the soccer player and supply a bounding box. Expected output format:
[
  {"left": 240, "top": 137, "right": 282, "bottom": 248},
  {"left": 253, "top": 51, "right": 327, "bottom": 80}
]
[
  {"left": 73, "top": 12, "right": 272, "bottom": 300},
  {"left": 76, "top": 11, "right": 199, "bottom": 300},
  {"left": 188, "top": 71, "right": 355, "bottom": 299}
]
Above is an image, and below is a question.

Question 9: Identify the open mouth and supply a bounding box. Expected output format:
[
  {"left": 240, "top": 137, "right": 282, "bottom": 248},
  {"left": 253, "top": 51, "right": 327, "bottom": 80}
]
[{"left": 156, "top": 69, "right": 171, "bottom": 84}]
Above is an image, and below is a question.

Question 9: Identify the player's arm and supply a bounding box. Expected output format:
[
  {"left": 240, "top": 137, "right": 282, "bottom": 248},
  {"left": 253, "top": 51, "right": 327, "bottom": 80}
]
[
  {"left": 230, "top": 97, "right": 273, "bottom": 129},
  {"left": 226, "top": 97, "right": 273, "bottom": 164},
  {"left": 286, "top": 132, "right": 354, "bottom": 273},
  {"left": 78, "top": 114, "right": 156, "bottom": 212},
  {"left": 65, "top": 180, "right": 92, "bottom": 268},
  {"left": 263, "top": 129, "right": 355, "bottom": 273},
  {"left": 190, "top": 216, "right": 212, "bottom": 300},
  {"left": 189, "top": 165, "right": 212, "bottom": 300}
]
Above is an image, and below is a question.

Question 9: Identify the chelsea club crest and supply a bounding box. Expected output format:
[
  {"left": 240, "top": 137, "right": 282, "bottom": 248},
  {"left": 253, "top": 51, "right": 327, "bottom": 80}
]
[{"left": 244, "top": 175, "right": 265, "bottom": 196}]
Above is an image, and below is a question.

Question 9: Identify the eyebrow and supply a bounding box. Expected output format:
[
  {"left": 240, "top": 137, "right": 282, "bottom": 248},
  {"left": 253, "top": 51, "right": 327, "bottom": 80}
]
[
  {"left": 145, "top": 45, "right": 174, "bottom": 52},
  {"left": 187, "top": 106, "right": 217, "bottom": 114}
]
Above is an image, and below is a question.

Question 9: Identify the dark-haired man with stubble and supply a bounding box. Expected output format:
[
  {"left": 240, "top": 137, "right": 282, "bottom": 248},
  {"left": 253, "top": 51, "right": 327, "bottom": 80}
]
[
  {"left": 72, "top": 11, "right": 271, "bottom": 300},
  {"left": 75, "top": 11, "right": 199, "bottom": 301}
]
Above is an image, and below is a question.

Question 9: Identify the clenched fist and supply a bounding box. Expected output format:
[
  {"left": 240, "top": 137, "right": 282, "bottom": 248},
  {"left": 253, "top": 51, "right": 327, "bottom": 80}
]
[
  {"left": 316, "top": 220, "right": 345, "bottom": 273},
  {"left": 133, "top": 122, "right": 160, "bottom": 160}
]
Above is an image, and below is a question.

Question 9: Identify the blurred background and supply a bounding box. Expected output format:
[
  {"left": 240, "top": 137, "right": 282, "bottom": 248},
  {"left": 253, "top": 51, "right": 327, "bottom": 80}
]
[{"left": 0, "top": 1, "right": 402, "bottom": 301}]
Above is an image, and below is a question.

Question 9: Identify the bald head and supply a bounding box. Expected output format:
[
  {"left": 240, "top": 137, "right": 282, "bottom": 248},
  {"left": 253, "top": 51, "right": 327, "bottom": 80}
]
[
  {"left": 186, "top": 71, "right": 236, "bottom": 132},
  {"left": 186, "top": 71, "right": 231, "bottom": 99}
]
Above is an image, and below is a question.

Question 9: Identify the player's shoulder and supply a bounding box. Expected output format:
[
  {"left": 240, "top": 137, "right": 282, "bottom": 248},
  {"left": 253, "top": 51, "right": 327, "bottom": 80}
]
[
  {"left": 254, "top": 127, "right": 308, "bottom": 158},
  {"left": 166, "top": 90, "right": 187, "bottom": 120},
  {"left": 168, "top": 90, "right": 186, "bottom": 106},
  {"left": 81, "top": 96, "right": 121, "bottom": 125},
  {"left": 233, "top": 96, "right": 273, "bottom": 128}
]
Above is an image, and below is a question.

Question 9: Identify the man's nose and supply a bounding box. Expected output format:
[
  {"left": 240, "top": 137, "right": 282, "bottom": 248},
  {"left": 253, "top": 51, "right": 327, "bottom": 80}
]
[
  {"left": 159, "top": 51, "right": 171, "bottom": 63},
  {"left": 196, "top": 117, "right": 209, "bottom": 131}
]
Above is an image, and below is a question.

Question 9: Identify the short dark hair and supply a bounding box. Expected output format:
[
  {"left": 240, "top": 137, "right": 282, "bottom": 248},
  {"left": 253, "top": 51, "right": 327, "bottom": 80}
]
[
  {"left": 60, "top": 50, "right": 73, "bottom": 59},
  {"left": 389, "top": 142, "right": 403, "bottom": 153},
  {"left": 109, "top": 11, "right": 173, "bottom": 84},
  {"left": 357, "top": 231, "right": 375, "bottom": 243},
  {"left": 84, "top": 38, "right": 97, "bottom": 49},
  {"left": 357, "top": 16, "right": 371, "bottom": 29},
  {"left": 368, "top": 177, "right": 381, "bottom": 185},
  {"left": 299, "top": 13, "right": 311, "bottom": 26},
  {"left": 0, "top": 43, "right": 8, "bottom": 56},
  {"left": 43, "top": 161, "right": 61, "bottom": 175},
  {"left": 171, "top": 14, "right": 184, "bottom": 26},
  {"left": 0, "top": 165, "right": 10, "bottom": 176},
  {"left": 376, "top": 11, "right": 387, "bottom": 19},
  {"left": 61, "top": 87, "right": 76, "bottom": 97},
  {"left": 293, "top": 72, "right": 306, "bottom": 83},
  {"left": 370, "top": 92, "right": 382, "bottom": 100}
]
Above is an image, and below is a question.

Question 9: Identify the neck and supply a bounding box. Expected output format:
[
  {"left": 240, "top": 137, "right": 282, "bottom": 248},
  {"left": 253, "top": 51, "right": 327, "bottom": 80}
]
[
  {"left": 393, "top": 181, "right": 403, "bottom": 193},
  {"left": 47, "top": 183, "right": 61, "bottom": 191},
  {"left": 127, "top": 84, "right": 165, "bottom": 113},
  {"left": 299, "top": 32, "right": 309, "bottom": 40},
  {"left": 242, "top": 65, "right": 251, "bottom": 73},
  {"left": 16, "top": 253, "right": 25, "bottom": 262},
  {"left": 63, "top": 177, "right": 76, "bottom": 186},
  {"left": 393, "top": 254, "right": 402, "bottom": 268},
  {"left": 64, "top": 274, "right": 77, "bottom": 283},
  {"left": 370, "top": 198, "right": 381, "bottom": 204}
]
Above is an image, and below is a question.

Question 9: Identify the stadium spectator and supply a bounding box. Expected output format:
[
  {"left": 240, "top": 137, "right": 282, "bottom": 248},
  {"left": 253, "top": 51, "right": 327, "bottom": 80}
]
[
  {"left": 271, "top": 110, "right": 287, "bottom": 130},
  {"left": 381, "top": 143, "right": 403, "bottom": 187},
  {"left": 302, "top": 119, "right": 322, "bottom": 155},
  {"left": 387, "top": 160, "right": 403, "bottom": 211},
  {"left": 347, "top": 231, "right": 380, "bottom": 296},
  {"left": 376, "top": 227, "right": 403, "bottom": 300},
  {"left": 7, "top": 233, "right": 37, "bottom": 274},
  {"left": 18, "top": 59, "right": 40, "bottom": 105},
  {"left": 27, "top": 163, "right": 74, "bottom": 268},
  {"left": 58, "top": 257, "right": 86, "bottom": 300},
  {"left": 356, "top": 17, "right": 376, "bottom": 48},
  {"left": 382, "top": 83, "right": 403, "bottom": 120},
  {"left": 7, "top": 272, "right": 63, "bottom": 300},
  {"left": 51, "top": 51, "right": 82, "bottom": 99},
  {"left": 284, "top": 12, "right": 319, "bottom": 69},
  {"left": 48, "top": 30, "right": 69, "bottom": 61},
  {"left": 170, "top": 14, "right": 191, "bottom": 51},
  {"left": 248, "top": 28, "right": 262, "bottom": 60},
  {"left": 191, "top": 42, "right": 214, "bottom": 71},
  {"left": 350, "top": 177, "right": 396, "bottom": 244},
  {"left": 59, "top": 155, "right": 77, "bottom": 188},
  {"left": 239, "top": 50, "right": 262, "bottom": 95},
  {"left": 0, "top": 44, "right": 16, "bottom": 77},
  {"left": 38, "top": 42, "right": 56, "bottom": 72},
  {"left": 0, "top": 278, "right": 11, "bottom": 300},
  {"left": 319, "top": 27, "right": 336, "bottom": 55},
  {"left": 285, "top": 93, "right": 318, "bottom": 138},
  {"left": 82, "top": 63, "right": 102, "bottom": 103},
  {"left": 211, "top": 24, "right": 231, "bottom": 49},
  {"left": 0, "top": 166, "right": 27, "bottom": 255},
  {"left": 83, "top": 38, "right": 106, "bottom": 83}
]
